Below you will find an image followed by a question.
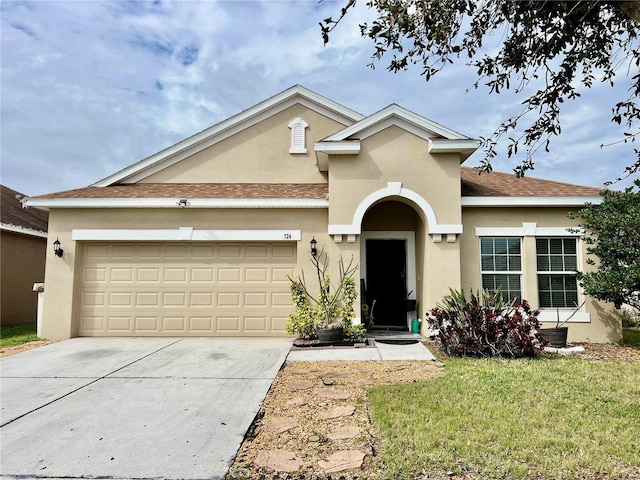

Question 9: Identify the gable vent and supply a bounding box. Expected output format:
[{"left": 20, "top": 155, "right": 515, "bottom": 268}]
[{"left": 288, "top": 118, "right": 309, "bottom": 154}]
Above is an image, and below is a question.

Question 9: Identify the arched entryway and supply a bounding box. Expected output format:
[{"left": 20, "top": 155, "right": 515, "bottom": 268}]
[{"left": 360, "top": 201, "right": 424, "bottom": 331}]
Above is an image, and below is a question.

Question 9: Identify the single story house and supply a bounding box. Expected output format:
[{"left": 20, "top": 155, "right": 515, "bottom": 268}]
[
  {"left": 1, "top": 185, "right": 48, "bottom": 326},
  {"left": 24, "top": 85, "right": 620, "bottom": 342}
]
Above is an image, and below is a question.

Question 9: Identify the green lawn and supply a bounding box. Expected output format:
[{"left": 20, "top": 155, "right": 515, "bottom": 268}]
[
  {"left": 0, "top": 324, "right": 38, "bottom": 348},
  {"left": 369, "top": 356, "right": 640, "bottom": 480}
]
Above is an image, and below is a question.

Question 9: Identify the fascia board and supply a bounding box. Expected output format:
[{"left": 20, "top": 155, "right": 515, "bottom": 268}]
[
  {"left": 23, "top": 197, "right": 329, "bottom": 209},
  {"left": 72, "top": 228, "right": 302, "bottom": 242},
  {"left": 428, "top": 139, "right": 481, "bottom": 154},
  {"left": 461, "top": 196, "right": 603, "bottom": 207},
  {"left": 93, "top": 85, "right": 364, "bottom": 186},
  {"left": 324, "top": 104, "right": 470, "bottom": 142},
  {"left": 0, "top": 223, "right": 48, "bottom": 238},
  {"left": 313, "top": 141, "right": 361, "bottom": 154}
]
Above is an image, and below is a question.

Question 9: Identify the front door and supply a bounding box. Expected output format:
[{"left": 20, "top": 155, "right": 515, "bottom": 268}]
[{"left": 365, "top": 239, "right": 407, "bottom": 330}]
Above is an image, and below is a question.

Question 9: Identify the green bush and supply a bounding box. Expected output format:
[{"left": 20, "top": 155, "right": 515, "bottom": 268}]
[
  {"left": 284, "top": 251, "right": 359, "bottom": 340},
  {"left": 426, "top": 288, "right": 545, "bottom": 358},
  {"left": 622, "top": 309, "right": 640, "bottom": 328}
]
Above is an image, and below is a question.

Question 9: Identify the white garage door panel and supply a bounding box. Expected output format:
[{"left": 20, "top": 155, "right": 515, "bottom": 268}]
[{"left": 78, "top": 242, "right": 295, "bottom": 337}]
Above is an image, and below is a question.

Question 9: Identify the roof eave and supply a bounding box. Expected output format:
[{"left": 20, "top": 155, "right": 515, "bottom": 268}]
[
  {"left": 461, "top": 196, "right": 602, "bottom": 207},
  {"left": 0, "top": 223, "right": 48, "bottom": 238},
  {"left": 428, "top": 139, "right": 481, "bottom": 161},
  {"left": 22, "top": 197, "right": 329, "bottom": 209}
]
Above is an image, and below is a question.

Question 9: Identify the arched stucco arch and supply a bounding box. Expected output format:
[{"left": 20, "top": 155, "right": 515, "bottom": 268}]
[{"left": 328, "top": 182, "right": 462, "bottom": 241}]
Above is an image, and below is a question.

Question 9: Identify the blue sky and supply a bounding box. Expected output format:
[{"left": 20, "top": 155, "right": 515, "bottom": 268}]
[{"left": 1, "top": 0, "right": 637, "bottom": 196}]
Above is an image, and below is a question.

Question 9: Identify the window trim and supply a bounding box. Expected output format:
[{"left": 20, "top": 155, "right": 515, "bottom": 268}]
[
  {"left": 479, "top": 237, "right": 523, "bottom": 302},
  {"left": 474, "top": 228, "right": 591, "bottom": 323},
  {"left": 536, "top": 237, "right": 581, "bottom": 310}
]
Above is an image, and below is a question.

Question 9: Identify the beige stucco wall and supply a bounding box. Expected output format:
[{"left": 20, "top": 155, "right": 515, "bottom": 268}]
[
  {"left": 41, "top": 207, "right": 342, "bottom": 340},
  {"left": 0, "top": 231, "right": 46, "bottom": 326},
  {"left": 328, "top": 126, "right": 462, "bottom": 227},
  {"left": 460, "top": 207, "right": 621, "bottom": 343},
  {"left": 141, "top": 104, "right": 344, "bottom": 184}
]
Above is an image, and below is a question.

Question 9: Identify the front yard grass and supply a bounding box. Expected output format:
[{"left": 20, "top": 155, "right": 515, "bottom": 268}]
[
  {"left": 369, "top": 356, "right": 640, "bottom": 479},
  {"left": 0, "top": 324, "right": 38, "bottom": 348}
]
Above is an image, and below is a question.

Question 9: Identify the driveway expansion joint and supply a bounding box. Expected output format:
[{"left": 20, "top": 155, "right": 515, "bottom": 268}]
[{"left": 0, "top": 339, "right": 183, "bottom": 428}]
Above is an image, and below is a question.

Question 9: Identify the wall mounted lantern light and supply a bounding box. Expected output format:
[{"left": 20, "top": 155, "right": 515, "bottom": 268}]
[
  {"left": 53, "top": 238, "right": 64, "bottom": 257},
  {"left": 310, "top": 237, "right": 317, "bottom": 256}
]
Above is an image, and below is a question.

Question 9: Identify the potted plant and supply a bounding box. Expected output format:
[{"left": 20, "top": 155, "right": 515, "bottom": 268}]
[
  {"left": 538, "top": 301, "right": 585, "bottom": 348},
  {"left": 284, "top": 247, "right": 359, "bottom": 343}
]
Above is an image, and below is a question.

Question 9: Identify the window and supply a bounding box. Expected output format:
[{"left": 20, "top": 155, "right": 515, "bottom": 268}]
[
  {"left": 536, "top": 238, "right": 579, "bottom": 308},
  {"left": 480, "top": 237, "right": 522, "bottom": 301},
  {"left": 288, "top": 118, "right": 308, "bottom": 153}
]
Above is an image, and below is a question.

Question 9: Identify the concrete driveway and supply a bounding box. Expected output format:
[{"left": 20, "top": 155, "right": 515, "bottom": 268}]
[{"left": 0, "top": 337, "right": 291, "bottom": 480}]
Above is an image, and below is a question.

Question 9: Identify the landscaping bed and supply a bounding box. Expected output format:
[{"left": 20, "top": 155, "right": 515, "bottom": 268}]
[{"left": 227, "top": 339, "right": 640, "bottom": 480}]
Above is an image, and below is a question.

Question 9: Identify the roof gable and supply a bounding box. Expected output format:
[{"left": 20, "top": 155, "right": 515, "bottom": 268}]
[
  {"left": 324, "top": 104, "right": 469, "bottom": 142},
  {"left": 94, "top": 85, "right": 364, "bottom": 187},
  {"left": 317, "top": 104, "right": 479, "bottom": 161}
]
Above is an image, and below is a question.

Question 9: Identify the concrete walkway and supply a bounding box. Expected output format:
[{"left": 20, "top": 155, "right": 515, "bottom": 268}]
[{"left": 286, "top": 335, "right": 436, "bottom": 361}]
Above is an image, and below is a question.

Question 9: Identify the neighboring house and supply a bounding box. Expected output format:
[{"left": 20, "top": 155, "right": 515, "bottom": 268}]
[
  {"left": 1, "top": 185, "right": 48, "bottom": 326},
  {"left": 24, "top": 85, "right": 620, "bottom": 342}
]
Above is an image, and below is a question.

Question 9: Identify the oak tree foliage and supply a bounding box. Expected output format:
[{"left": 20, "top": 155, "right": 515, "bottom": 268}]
[
  {"left": 321, "top": 0, "right": 640, "bottom": 182},
  {"left": 570, "top": 179, "right": 640, "bottom": 313}
]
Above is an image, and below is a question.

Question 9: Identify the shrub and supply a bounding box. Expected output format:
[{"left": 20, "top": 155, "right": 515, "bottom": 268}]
[
  {"left": 284, "top": 250, "right": 359, "bottom": 340},
  {"left": 622, "top": 309, "right": 640, "bottom": 328},
  {"left": 426, "top": 289, "right": 545, "bottom": 358}
]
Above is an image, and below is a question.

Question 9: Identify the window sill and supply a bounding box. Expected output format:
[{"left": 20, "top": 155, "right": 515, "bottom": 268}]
[{"left": 537, "top": 310, "right": 590, "bottom": 324}]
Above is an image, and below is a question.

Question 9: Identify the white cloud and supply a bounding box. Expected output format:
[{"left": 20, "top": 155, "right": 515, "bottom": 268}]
[{"left": 0, "top": 0, "right": 637, "bottom": 196}]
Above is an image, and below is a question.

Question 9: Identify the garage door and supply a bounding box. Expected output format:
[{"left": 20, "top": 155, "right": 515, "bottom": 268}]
[{"left": 78, "top": 242, "right": 296, "bottom": 336}]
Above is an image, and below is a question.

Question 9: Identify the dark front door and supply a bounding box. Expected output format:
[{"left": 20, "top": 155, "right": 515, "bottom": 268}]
[{"left": 365, "top": 239, "right": 407, "bottom": 329}]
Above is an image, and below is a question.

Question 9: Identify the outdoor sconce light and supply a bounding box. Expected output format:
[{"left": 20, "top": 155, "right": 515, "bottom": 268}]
[
  {"left": 53, "top": 238, "right": 64, "bottom": 257},
  {"left": 310, "top": 237, "right": 317, "bottom": 256}
]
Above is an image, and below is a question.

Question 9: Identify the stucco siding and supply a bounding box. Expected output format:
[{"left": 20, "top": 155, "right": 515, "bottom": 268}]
[
  {"left": 460, "top": 207, "right": 621, "bottom": 343},
  {"left": 328, "top": 127, "right": 461, "bottom": 227},
  {"left": 140, "top": 105, "right": 341, "bottom": 184},
  {"left": 0, "top": 231, "right": 46, "bottom": 326}
]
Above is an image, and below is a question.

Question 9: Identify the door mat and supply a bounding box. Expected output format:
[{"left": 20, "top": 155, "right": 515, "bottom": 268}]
[{"left": 373, "top": 338, "right": 419, "bottom": 345}]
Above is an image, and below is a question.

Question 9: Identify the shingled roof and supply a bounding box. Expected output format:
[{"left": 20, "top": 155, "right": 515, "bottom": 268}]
[
  {"left": 29, "top": 169, "right": 601, "bottom": 202},
  {"left": 460, "top": 167, "right": 602, "bottom": 197},
  {"left": 1, "top": 185, "right": 48, "bottom": 232},
  {"left": 32, "top": 183, "right": 330, "bottom": 200}
]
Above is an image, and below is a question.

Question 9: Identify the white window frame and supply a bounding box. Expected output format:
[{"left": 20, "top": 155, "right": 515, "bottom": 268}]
[
  {"left": 535, "top": 237, "right": 581, "bottom": 310},
  {"left": 479, "top": 237, "right": 523, "bottom": 302},
  {"left": 475, "top": 225, "right": 590, "bottom": 323}
]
